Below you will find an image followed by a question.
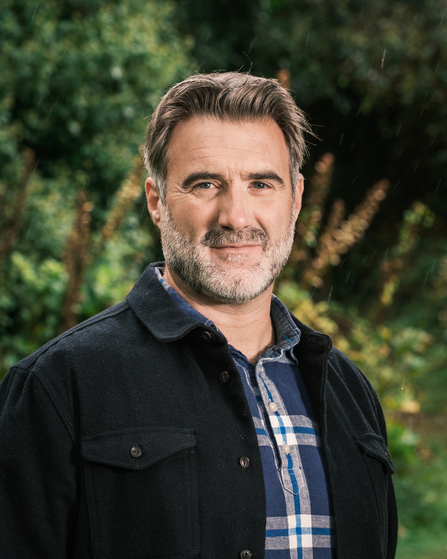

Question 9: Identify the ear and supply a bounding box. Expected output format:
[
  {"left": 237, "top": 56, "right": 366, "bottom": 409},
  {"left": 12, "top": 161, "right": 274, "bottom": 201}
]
[
  {"left": 293, "top": 174, "right": 304, "bottom": 217},
  {"left": 145, "top": 177, "right": 162, "bottom": 228}
]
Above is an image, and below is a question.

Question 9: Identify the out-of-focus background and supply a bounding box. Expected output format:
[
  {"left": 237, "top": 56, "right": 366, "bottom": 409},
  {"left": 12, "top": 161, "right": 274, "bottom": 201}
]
[{"left": 1, "top": 0, "right": 446, "bottom": 555}]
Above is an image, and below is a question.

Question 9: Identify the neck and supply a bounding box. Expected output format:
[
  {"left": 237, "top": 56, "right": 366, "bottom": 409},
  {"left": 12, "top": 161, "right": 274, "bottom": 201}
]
[{"left": 163, "top": 266, "right": 276, "bottom": 363}]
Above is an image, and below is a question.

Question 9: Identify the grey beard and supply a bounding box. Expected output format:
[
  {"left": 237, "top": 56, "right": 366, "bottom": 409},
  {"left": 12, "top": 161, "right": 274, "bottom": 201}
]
[{"left": 160, "top": 207, "right": 295, "bottom": 304}]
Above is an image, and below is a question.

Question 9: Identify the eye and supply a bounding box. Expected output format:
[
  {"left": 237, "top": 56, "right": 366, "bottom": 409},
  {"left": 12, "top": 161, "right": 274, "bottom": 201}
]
[
  {"left": 196, "top": 182, "right": 214, "bottom": 190},
  {"left": 252, "top": 181, "right": 270, "bottom": 190}
]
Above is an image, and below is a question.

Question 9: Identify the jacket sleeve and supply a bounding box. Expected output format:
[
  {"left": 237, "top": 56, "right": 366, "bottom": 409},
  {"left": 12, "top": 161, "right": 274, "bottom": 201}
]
[
  {"left": 373, "top": 380, "right": 399, "bottom": 559},
  {"left": 325, "top": 348, "right": 399, "bottom": 558},
  {"left": 386, "top": 467, "right": 399, "bottom": 559},
  {"left": 358, "top": 365, "right": 399, "bottom": 559},
  {"left": 0, "top": 366, "right": 78, "bottom": 558}
]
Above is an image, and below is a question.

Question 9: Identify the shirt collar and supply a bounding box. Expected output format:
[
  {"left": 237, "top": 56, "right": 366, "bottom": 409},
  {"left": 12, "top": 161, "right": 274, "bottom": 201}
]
[
  {"left": 127, "top": 263, "right": 331, "bottom": 352},
  {"left": 154, "top": 265, "right": 216, "bottom": 329},
  {"left": 154, "top": 265, "right": 301, "bottom": 353}
]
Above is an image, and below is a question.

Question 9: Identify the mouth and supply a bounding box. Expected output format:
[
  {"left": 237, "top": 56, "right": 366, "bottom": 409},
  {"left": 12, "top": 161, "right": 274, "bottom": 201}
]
[
  {"left": 208, "top": 244, "right": 264, "bottom": 264},
  {"left": 210, "top": 244, "right": 262, "bottom": 252}
]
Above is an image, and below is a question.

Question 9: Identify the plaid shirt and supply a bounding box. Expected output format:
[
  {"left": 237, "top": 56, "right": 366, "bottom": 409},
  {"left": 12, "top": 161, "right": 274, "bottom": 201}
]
[{"left": 156, "top": 267, "right": 335, "bottom": 558}]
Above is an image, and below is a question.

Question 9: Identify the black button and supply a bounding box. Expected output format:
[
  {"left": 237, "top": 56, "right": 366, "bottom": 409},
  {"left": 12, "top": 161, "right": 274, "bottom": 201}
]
[
  {"left": 130, "top": 444, "right": 142, "bottom": 458},
  {"left": 240, "top": 550, "right": 252, "bottom": 559},
  {"left": 202, "top": 331, "right": 213, "bottom": 342},
  {"left": 220, "top": 371, "right": 230, "bottom": 382},
  {"left": 239, "top": 456, "right": 250, "bottom": 468}
]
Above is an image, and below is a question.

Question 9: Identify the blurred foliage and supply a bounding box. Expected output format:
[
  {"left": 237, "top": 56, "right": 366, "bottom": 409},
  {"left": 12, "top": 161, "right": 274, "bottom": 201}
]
[
  {"left": 0, "top": 0, "right": 190, "bottom": 369},
  {"left": 283, "top": 152, "right": 390, "bottom": 289},
  {"left": 176, "top": 0, "right": 447, "bottom": 180},
  {"left": 1, "top": 0, "right": 190, "bottom": 201},
  {"left": 395, "top": 432, "right": 447, "bottom": 559}
]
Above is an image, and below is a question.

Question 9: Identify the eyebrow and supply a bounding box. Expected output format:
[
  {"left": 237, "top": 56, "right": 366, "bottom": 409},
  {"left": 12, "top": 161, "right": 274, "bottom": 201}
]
[
  {"left": 181, "top": 171, "right": 286, "bottom": 189},
  {"left": 244, "top": 172, "right": 285, "bottom": 186},
  {"left": 181, "top": 172, "right": 223, "bottom": 189}
]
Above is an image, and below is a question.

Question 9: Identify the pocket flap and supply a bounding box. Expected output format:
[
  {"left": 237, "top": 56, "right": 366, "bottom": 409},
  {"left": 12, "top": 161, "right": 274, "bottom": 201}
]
[
  {"left": 82, "top": 427, "right": 196, "bottom": 470},
  {"left": 355, "top": 432, "right": 395, "bottom": 474}
]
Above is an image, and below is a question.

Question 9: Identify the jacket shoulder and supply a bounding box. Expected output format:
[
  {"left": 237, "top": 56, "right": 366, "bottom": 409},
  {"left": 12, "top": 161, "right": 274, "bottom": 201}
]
[
  {"left": 12, "top": 301, "right": 133, "bottom": 373},
  {"left": 288, "top": 310, "right": 385, "bottom": 437},
  {"left": 328, "top": 345, "right": 380, "bottom": 404},
  {"left": 289, "top": 307, "right": 378, "bottom": 406}
]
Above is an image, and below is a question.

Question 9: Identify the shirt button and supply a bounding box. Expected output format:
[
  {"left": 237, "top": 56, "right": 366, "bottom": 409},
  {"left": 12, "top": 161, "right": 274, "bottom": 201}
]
[
  {"left": 220, "top": 371, "right": 230, "bottom": 382},
  {"left": 202, "top": 331, "right": 213, "bottom": 342},
  {"left": 268, "top": 402, "right": 278, "bottom": 412},
  {"left": 130, "top": 444, "right": 143, "bottom": 458},
  {"left": 283, "top": 444, "right": 290, "bottom": 455},
  {"left": 239, "top": 456, "right": 250, "bottom": 468},
  {"left": 240, "top": 550, "right": 252, "bottom": 559}
]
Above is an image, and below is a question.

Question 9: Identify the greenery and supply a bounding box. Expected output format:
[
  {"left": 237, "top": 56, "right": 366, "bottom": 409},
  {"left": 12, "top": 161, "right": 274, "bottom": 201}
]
[
  {"left": 0, "top": 0, "right": 188, "bottom": 364},
  {"left": 1, "top": 0, "right": 446, "bottom": 555}
]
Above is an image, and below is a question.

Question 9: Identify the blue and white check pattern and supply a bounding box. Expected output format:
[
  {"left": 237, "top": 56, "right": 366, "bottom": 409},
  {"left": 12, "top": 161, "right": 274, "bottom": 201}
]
[{"left": 156, "top": 267, "right": 335, "bottom": 558}]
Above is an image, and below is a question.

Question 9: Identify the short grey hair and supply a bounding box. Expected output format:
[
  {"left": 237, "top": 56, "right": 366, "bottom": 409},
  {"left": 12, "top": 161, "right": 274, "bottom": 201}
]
[{"left": 143, "top": 72, "right": 311, "bottom": 203}]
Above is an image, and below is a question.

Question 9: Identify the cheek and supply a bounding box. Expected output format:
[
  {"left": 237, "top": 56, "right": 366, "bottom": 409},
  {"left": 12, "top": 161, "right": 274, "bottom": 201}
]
[
  {"left": 263, "top": 204, "right": 294, "bottom": 235},
  {"left": 172, "top": 205, "right": 215, "bottom": 241}
]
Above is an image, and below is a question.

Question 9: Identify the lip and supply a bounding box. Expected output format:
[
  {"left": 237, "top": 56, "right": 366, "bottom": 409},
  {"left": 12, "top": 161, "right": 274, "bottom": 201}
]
[
  {"left": 209, "top": 244, "right": 264, "bottom": 259},
  {"left": 210, "top": 244, "right": 262, "bottom": 252}
]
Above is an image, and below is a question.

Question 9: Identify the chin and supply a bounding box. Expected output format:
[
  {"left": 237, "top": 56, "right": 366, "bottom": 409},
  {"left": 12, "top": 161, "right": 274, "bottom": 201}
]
[{"left": 175, "top": 260, "right": 279, "bottom": 305}]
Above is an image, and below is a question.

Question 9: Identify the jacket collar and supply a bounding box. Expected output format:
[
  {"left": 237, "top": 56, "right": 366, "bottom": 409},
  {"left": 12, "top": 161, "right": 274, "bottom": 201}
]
[
  {"left": 126, "top": 263, "right": 204, "bottom": 342},
  {"left": 127, "top": 262, "right": 332, "bottom": 353},
  {"left": 292, "top": 318, "right": 332, "bottom": 353}
]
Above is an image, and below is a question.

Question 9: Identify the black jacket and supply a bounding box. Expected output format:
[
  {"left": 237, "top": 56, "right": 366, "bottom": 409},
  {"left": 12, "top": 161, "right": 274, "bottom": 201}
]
[{"left": 0, "top": 263, "right": 397, "bottom": 559}]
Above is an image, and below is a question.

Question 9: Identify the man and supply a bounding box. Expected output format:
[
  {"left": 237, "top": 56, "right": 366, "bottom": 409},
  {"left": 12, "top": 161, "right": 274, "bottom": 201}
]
[{"left": 0, "top": 73, "right": 397, "bottom": 558}]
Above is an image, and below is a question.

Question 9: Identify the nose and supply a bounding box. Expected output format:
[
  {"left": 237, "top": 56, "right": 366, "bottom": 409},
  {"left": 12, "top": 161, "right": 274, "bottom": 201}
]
[{"left": 216, "top": 188, "right": 254, "bottom": 230}]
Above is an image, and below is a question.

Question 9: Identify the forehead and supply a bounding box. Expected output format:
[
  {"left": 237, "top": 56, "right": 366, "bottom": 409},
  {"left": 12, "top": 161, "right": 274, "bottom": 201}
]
[{"left": 166, "top": 116, "right": 290, "bottom": 181}]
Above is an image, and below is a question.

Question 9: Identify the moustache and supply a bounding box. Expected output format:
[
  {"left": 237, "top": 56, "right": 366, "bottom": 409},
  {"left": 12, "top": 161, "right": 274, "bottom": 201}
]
[{"left": 201, "top": 227, "right": 269, "bottom": 249}]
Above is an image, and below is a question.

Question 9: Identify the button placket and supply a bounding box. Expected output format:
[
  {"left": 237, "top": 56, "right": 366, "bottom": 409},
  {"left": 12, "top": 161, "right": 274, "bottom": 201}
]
[
  {"left": 220, "top": 371, "right": 230, "bottom": 382},
  {"left": 202, "top": 331, "right": 213, "bottom": 342},
  {"left": 255, "top": 358, "right": 294, "bottom": 472}
]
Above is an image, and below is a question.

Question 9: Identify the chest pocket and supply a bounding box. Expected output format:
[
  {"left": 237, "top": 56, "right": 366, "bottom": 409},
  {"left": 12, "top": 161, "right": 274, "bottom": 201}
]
[
  {"left": 356, "top": 432, "right": 395, "bottom": 556},
  {"left": 81, "top": 427, "right": 200, "bottom": 559}
]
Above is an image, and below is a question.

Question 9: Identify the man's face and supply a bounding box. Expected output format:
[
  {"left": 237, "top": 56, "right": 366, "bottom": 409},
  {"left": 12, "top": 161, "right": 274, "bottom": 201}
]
[{"left": 147, "top": 116, "right": 303, "bottom": 304}]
